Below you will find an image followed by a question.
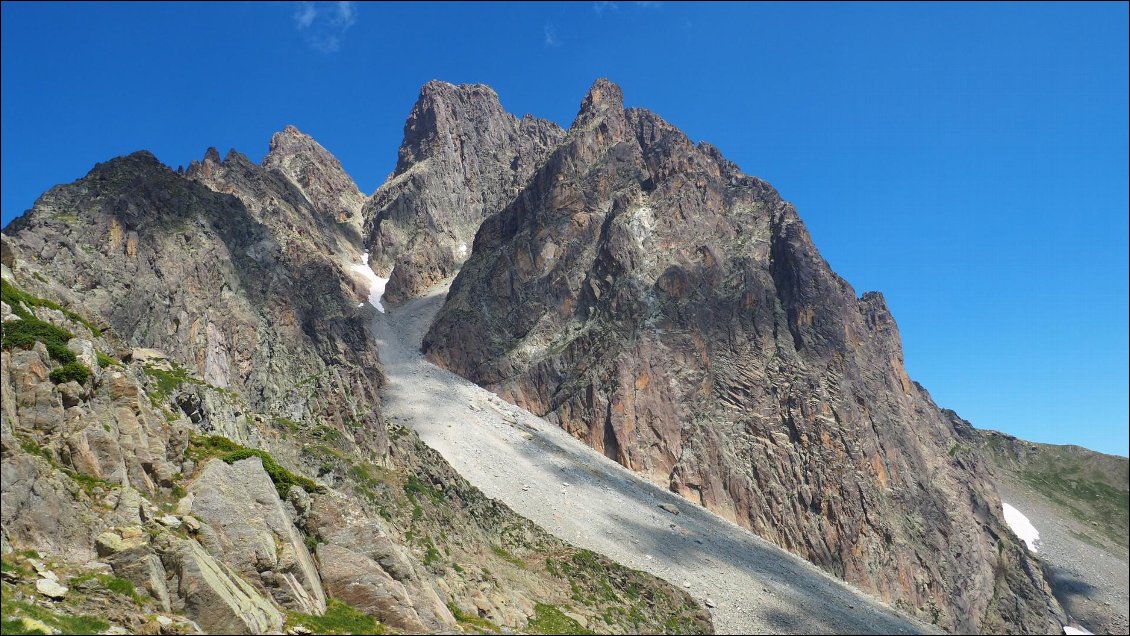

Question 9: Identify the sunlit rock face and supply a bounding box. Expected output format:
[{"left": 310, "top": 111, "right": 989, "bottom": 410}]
[{"left": 363, "top": 80, "right": 565, "bottom": 305}]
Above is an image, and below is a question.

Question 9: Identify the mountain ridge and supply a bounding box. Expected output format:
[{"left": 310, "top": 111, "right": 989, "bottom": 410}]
[{"left": 4, "top": 77, "right": 1120, "bottom": 635}]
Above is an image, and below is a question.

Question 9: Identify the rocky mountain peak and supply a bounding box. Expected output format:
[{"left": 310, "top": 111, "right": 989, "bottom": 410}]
[
  {"left": 423, "top": 79, "right": 1067, "bottom": 634},
  {"left": 264, "top": 124, "right": 317, "bottom": 161},
  {"left": 572, "top": 78, "right": 625, "bottom": 128},
  {"left": 260, "top": 125, "right": 365, "bottom": 228},
  {"left": 364, "top": 80, "right": 565, "bottom": 302},
  {"left": 393, "top": 81, "right": 509, "bottom": 176}
]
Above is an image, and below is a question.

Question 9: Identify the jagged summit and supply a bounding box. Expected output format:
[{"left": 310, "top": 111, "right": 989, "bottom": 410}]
[
  {"left": 260, "top": 125, "right": 366, "bottom": 227},
  {"left": 572, "top": 77, "right": 626, "bottom": 128},
  {"left": 364, "top": 80, "right": 565, "bottom": 303}
]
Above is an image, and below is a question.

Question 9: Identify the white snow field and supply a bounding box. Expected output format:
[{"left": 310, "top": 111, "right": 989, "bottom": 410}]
[
  {"left": 1002, "top": 502, "right": 1041, "bottom": 553},
  {"left": 350, "top": 252, "right": 389, "bottom": 312}
]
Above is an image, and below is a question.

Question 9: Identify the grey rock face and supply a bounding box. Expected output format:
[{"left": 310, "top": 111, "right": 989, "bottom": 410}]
[
  {"left": 363, "top": 80, "right": 564, "bottom": 303},
  {"left": 262, "top": 125, "right": 367, "bottom": 231},
  {"left": 320, "top": 515, "right": 455, "bottom": 630},
  {"left": 187, "top": 457, "right": 326, "bottom": 615},
  {"left": 424, "top": 79, "right": 1064, "bottom": 634},
  {"left": 156, "top": 533, "right": 284, "bottom": 635}
]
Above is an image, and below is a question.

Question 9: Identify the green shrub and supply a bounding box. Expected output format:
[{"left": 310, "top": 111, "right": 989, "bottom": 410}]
[
  {"left": 222, "top": 448, "right": 320, "bottom": 498},
  {"left": 187, "top": 435, "right": 322, "bottom": 498},
  {"left": 49, "top": 362, "right": 91, "bottom": 384},
  {"left": 1, "top": 318, "right": 76, "bottom": 363},
  {"left": 1, "top": 278, "right": 100, "bottom": 335},
  {"left": 527, "top": 603, "right": 592, "bottom": 635}
]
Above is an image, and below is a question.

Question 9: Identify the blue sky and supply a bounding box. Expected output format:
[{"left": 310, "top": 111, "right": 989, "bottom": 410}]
[{"left": 2, "top": 2, "right": 1127, "bottom": 455}]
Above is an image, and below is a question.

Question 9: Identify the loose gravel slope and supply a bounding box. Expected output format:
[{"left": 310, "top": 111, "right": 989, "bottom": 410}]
[{"left": 372, "top": 281, "right": 934, "bottom": 635}]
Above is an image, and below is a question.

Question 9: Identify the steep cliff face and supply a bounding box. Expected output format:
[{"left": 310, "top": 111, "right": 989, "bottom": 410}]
[
  {"left": 424, "top": 79, "right": 1065, "bottom": 633},
  {"left": 1, "top": 133, "right": 711, "bottom": 634},
  {"left": 363, "top": 81, "right": 565, "bottom": 304}
]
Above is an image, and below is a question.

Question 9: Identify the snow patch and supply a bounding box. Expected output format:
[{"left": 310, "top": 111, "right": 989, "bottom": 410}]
[
  {"left": 1064, "top": 626, "right": 1093, "bottom": 635},
  {"left": 350, "top": 252, "right": 388, "bottom": 313},
  {"left": 1002, "top": 502, "right": 1040, "bottom": 552}
]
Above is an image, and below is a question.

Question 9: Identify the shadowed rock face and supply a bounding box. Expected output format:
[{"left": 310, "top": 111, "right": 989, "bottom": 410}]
[
  {"left": 7, "top": 150, "right": 386, "bottom": 454},
  {"left": 424, "top": 79, "right": 1065, "bottom": 633},
  {"left": 363, "top": 80, "right": 564, "bottom": 304}
]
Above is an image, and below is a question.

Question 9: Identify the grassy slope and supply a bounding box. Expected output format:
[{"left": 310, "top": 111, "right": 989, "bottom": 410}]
[{"left": 978, "top": 429, "right": 1128, "bottom": 553}]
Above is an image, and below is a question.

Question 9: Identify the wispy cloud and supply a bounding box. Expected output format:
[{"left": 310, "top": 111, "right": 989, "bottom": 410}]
[
  {"left": 293, "top": 1, "right": 357, "bottom": 53},
  {"left": 634, "top": 1, "right": 662, "bottom": 7},
  {"left": 544, "top": 23, "right": 561, "bottom": 48},
  {"left": 593, "top": 1, "right": 619, "bottom": 16}
]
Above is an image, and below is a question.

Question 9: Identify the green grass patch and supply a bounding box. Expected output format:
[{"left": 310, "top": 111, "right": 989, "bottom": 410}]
[
  {"left": 0, "top": 556, "right": 31, "bottom": 580},
  {"left": 423, "top": 538, "right": 441, "bottom": 566},
  {"left": 491, "top": 545, "right": 525, "bottom": 567},
  {"left": 142, "top": 363, "right": 204, "bottom": 403},
  {"left": 526, "top": 603, "right": 592, "bottom": 635},
  {"left": 49, "top": 362, "right": 91, "bottom": 385},
  {"left": 16, "top": 437, "right": 53, "bottom": 462},
  {"left": 67, "top": 572, "right": 142, "bottom": 602},
  {"left": 274, "top": 417, "right": 302, "bottom": 434},
  {"left": 0, "top": 595, "right": 109, "bottom": 635},
  {"left": 404, "top": 474, "right": 444, "bottom": 503},
  {"left": 284, "top": 599, "right": 384, "bottom": 635},
  {"left": 188, "top": 435, "right": 323, "bottom": 499},
  {"left": 446, "top": 601, "right": 502, "bottom": 634},
  {"left": 1, "top": 278, "right": 100, "bottom": 336},
  {"left": 95, "top": 351, "right": 119, "bottom": 368},
  {"left": 1018, "top": 465, "right": 1129, "bottom": 545}
]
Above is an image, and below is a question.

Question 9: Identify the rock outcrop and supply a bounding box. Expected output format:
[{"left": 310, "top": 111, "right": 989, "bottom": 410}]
[
  {"left": 424, "top": 79, "right": 1065, "bottom": 633},
  {"left": 186, "top": 456, "right": 327, "bottom": 615},
  {"left": 363, "top": 80, "right": 565, "bottom": 304}
]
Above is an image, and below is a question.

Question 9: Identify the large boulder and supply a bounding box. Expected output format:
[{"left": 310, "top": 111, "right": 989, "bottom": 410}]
[{"left": 186, "top": 456, "right": 326, "bottom": 615}]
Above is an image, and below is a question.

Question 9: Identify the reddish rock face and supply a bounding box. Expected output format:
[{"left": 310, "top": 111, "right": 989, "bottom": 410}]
[
  {"left": 424, "top": 79, "right": 1064, "bottom": 633},
  {"left": 363, "top": 81, "right": 565, "bottom": 304}
]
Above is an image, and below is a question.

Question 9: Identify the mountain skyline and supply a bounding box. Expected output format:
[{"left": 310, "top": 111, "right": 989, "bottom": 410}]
[{"left": 2, "top": 2, "right": 1126, "bottom": 459}]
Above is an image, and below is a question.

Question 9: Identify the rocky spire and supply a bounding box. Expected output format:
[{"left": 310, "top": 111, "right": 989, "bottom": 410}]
[
  {"left": 571, "top": 77, "right": 625, "bottom": 129},
  {"left": 363, "top": 80, "right": 565, "bottom": 303},
  {"left": 261, "top": 125, "right": 365, "bottom": 226}
]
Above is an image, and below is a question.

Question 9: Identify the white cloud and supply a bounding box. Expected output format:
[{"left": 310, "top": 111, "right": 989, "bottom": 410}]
[
  {"left": 593, "top": 1, "right": 619, "bottom": 15},
  {"left": 293, "top": 1, "right": 357, "bottom": 53},
  {"left": 544, "top": 23, "right": 561, "bottom": 47},
  {"left": 294, "top": 3, "right": 316, "bottom": 28}
]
